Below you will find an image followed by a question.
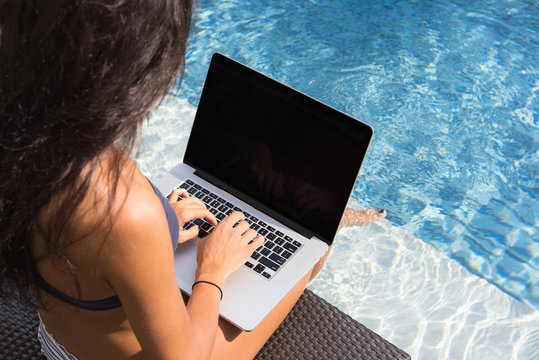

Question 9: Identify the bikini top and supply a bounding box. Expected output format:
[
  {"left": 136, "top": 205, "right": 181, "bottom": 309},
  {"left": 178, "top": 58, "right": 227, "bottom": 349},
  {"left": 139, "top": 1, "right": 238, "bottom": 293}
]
[{"left": 37, "top": 180, "right": 179, "bottom": 311}]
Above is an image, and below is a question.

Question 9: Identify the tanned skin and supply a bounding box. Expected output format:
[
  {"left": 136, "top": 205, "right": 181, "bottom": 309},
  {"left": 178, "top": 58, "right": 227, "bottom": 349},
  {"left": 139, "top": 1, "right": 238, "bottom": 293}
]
[{"left": 34, "top": 148, "right": 385, "bottom": 360}]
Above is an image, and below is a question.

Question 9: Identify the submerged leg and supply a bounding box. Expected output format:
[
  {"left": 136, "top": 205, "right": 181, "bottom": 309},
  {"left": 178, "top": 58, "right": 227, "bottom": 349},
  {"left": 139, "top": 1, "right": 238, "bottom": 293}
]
[
  {"left": 310, "top": 207, "right": 387, "bottom": 281},
  {"left": 339, "top": 208, "right": 386, "bottom": 228}
]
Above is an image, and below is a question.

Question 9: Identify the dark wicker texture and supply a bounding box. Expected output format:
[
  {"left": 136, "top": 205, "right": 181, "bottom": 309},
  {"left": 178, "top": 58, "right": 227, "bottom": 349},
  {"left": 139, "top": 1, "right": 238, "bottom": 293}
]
[
  {"left": 255, "top": 290, "right": 410, "bottom": 360},
  {"left": 0, "top": 298, "right": 45, "bottom": 360},
  {"left": 1, "top": 290, "right": 409, "bottom": 360}
]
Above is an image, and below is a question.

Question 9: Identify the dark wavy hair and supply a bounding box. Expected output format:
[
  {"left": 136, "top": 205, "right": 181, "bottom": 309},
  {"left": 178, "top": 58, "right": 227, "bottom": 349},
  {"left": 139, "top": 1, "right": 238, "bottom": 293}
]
[{"left": 0, "top": 0, "right": 192, "bottom": 305}]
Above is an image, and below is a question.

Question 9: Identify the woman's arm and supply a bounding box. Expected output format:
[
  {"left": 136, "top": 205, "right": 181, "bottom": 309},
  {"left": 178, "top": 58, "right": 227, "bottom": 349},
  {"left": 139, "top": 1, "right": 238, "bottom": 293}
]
[{"left": 98, "top": 182, "right": 261, "bottom": 359}]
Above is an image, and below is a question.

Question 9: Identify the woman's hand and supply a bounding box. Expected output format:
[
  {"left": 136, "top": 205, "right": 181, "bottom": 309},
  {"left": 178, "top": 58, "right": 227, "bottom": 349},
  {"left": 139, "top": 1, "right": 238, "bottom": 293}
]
[
  {"left": 168, "top": 188, "right": 217, "bottom": 244},
  {"left": 195, "top": 211, "right": 264, "bottom": 287}
]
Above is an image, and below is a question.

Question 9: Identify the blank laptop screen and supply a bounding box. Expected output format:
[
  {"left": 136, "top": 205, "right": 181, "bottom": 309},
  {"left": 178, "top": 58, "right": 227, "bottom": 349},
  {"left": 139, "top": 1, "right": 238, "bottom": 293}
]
[{"left": 184, "top": 54, "right": 373, "bottom": 244}]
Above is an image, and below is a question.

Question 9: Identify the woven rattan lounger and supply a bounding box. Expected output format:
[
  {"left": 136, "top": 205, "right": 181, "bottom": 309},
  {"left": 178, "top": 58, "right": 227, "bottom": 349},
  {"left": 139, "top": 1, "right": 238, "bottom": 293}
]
[{"left": 0, "top": 289, "right": 410, "bottom": 360}]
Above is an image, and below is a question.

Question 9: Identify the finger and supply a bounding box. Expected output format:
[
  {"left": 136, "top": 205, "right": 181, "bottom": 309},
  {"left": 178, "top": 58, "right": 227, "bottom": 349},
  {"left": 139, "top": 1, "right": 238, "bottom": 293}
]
[
  {"left": 248, "top": 235, "right": 264, "bottom": 250},
  {"left": 177, "top": 188, "right": 189, "bottom": 198},
  {"left": 204, "top": 211, "right": 218, "bottom": 226},
  {"left": 234, "top": 220, "right": 251, "bottom": 233},
  {"left": 179, "top": 225, "right": 199, "bottom": 243},
  {"left": 168, "top": 188, "right": 183, "bottom": 203},
  {"left": 241, "top": 228, "right": 258, "bottom": 242},
  {"left": 178, "top": 196, "right": 207, "bottom": 208},
  {"left": 222, "top": 211, "right": 245, "bottom": 226},
  {"left": 183, "top": 207, "right": 214, "bottom": 223}
]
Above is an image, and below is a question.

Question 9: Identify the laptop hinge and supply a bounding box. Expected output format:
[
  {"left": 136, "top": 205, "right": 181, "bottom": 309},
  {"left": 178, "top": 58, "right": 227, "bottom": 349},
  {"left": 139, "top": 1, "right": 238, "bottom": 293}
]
[{"left": 192, "top": 168, "right": 316, "bottom": 240}]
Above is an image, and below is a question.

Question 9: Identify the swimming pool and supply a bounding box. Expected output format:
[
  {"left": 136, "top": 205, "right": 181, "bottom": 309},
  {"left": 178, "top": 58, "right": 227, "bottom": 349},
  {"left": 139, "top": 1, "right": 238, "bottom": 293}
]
[{"left": 136, "top": 0, "right": 539, "bottom": 358}]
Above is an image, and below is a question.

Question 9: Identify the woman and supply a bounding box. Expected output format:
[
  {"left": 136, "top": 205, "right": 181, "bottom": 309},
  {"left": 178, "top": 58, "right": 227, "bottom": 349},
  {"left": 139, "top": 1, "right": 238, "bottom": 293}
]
[{"left": 0, "top": 1, "right": 385, "bottom": 359}]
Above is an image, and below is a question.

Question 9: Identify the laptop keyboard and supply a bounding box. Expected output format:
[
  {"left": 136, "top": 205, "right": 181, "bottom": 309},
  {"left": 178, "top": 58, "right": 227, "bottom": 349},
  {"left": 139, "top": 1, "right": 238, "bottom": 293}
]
[{"left": 171, "top": 179, "right": 303, "bottom": 280}]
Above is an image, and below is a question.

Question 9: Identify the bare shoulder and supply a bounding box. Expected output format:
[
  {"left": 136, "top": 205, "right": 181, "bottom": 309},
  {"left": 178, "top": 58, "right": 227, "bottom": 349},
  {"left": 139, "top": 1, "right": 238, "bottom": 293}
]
[
  {"left": 106, "top": 172, "right": 171, "bottom": 251},
  {"left": 55, "top": 151, "right": 172, "bottom": 272},
  {"left": 93, "top": 158, "right": 171, "bottom": 258}
]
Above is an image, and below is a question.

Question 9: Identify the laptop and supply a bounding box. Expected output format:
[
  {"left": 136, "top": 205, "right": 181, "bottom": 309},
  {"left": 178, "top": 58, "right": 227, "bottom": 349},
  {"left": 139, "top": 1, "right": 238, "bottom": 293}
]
[{"left": 154, "top": 53, "right": 373, "bottom": 331}]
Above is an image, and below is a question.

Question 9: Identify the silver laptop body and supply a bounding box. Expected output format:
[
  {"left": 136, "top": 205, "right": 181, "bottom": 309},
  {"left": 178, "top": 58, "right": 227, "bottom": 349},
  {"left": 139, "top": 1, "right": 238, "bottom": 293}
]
[{"left": 154, "top": 53, "right": 373, "bottom": 331}]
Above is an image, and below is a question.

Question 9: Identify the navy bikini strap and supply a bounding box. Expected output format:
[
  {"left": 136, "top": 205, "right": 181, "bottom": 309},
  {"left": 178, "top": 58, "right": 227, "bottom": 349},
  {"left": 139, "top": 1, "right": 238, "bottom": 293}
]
[
  {"left": 147, "top": 179, "right": 180, "bottom": 251},
  {"left": 37, "top": 274, "right": 122, "bottom": 311},
  {"left": 36, "top": 179, "right": 178, "bottom": 311}
]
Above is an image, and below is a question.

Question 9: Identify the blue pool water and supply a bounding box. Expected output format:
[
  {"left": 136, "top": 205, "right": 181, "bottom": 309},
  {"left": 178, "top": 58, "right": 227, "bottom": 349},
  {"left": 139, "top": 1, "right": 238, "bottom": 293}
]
[
  {"left": 163, "top": 0, "right": 538, "bottom": 309},
  {"left": 135, "top": 0, "right": 539, "bottom": 356}
]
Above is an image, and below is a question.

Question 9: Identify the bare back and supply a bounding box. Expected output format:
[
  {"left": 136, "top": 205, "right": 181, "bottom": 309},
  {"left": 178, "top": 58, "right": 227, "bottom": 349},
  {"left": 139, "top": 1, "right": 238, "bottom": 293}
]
[{"left": 32, "top": 152, "right": 168, "bottom": 359}]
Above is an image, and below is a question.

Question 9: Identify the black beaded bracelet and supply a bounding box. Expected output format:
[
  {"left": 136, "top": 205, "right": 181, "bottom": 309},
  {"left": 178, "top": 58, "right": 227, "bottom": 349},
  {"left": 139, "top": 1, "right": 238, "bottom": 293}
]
[{"left": 192, "top": 280, "right": 223, "bottom": 300}]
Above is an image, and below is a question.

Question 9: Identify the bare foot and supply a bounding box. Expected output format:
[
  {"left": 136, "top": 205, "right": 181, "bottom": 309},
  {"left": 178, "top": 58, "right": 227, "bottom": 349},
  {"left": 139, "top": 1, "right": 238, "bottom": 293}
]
[{"left": 339, "top": 208, "right": 386, "bottom": 229}]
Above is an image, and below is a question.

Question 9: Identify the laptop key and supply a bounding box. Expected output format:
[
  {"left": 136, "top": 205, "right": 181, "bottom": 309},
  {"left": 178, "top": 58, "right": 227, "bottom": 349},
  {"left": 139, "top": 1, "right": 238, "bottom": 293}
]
[
  {"left": 194, "top": 191, "right": 205, "bottom": 199},
  {"left": 216, "top": 213, "right": 226, "bottom": 221},
  {"left": 225, "top": 201, "right": 234, "bottom": 208},
  {"left": 273, "top": 246, "right": 283, "bottom": 254},
  {"left": 293, "top": 240, "right": 302, "bottom": 248},
  {"left": 194, "top": 184, "right": 202, "bottom": 190},
  {"left": 201, "top": 188, "right": 210, "bottom": 194},
  {"left": 245, "top": 262, "right": 254, "bottom": 269},
  {"left": 267, "top": 225, "right": 275, "bottom": 232},
  {"left": 198, "top": 229, "right": 209, "bottom": 238},
  {"left": 275, "top": 237, "right": 285, "bottom": 245},
  {"left": 284, "top": 235, "right": 293, "bottom": 241},
  {"left": 203, "top": 196, "right": 212, "bottom": 203},
  {"left": 211, "top": 200, "right": 220, "bottom": 207},
  {"left": 266, "top": 233, "right": 276, "bottom": 240},
  {"left": 283, "top": 243, "right": 298, "bottom": 253},
  {"left": 209, "top": 193, "right": 218, "bottom": 199},
  {"left": 201, "top": 223, "right": 213, "bottom": 231},
  {"left": 282, "top": 251, "right": 292, "bottom": 259},
  {"left": 186, "top": 179, "right": 195, "bottom": 185},
  {"left": 269, "top": 253, "right": 285, "bottom": 265},
  {"left": 193, "top": 218, "right": 204, "bottom": 225},
  {"left": 260, "top": 248, "right": 271, "bottom": 256},
  {"left": 253, "top": 264, "right": 265, "bottom": 273},
  {"left": 209, "top": 208, "right": 218, "bottom": 215},
  {"left": 251, "top": 252, "right": 261, "bottom": 260},
  {"left": 276, "top": 230, "right": 284, "bottom": 237},
  {"left": 218, "top": 205, "right": 228, "bottom": 212},
  {"left": 262, "top": 272, "right": 271, "bottom": 279},
  {"left": 258, "top": 228, "right": 268, "bottom": 236},
  {"left": 251, "top": 223, "right": 260, "bottom": 231},
  {"left": 259, "top": 257, "right": 280, "bottom": 272},
  {"left": 259, "top": 221, "right": 267, "bottom": 227},
  {"left": 264, "top": 241, "right": 275, "bottom": 249},
  {"left": 217, "top": 196, "right": 226, "bottom": 203}
]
